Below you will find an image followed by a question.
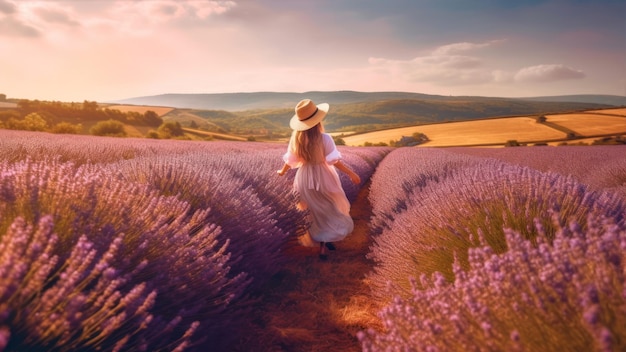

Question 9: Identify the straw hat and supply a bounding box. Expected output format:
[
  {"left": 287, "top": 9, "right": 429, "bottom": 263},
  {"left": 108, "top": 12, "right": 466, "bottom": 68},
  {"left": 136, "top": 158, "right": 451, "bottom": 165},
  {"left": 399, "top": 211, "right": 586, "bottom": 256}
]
[{"left": 289, "top": 99, "right": 329, "bottom": 131}]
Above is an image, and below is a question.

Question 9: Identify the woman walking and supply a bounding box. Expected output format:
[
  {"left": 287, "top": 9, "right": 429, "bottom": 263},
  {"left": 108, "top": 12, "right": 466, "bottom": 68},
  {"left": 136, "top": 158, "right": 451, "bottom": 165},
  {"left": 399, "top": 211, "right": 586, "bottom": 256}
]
[{"left": 277, "top": 99, "right": 361, "bottom": 260}]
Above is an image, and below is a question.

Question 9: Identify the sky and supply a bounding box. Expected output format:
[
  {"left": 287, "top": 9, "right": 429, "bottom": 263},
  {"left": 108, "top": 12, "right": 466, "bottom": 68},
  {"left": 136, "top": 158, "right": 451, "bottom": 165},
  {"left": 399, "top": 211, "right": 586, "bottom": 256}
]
[{"left": 0, "top": 0, "right": 624, "bottom": 102}]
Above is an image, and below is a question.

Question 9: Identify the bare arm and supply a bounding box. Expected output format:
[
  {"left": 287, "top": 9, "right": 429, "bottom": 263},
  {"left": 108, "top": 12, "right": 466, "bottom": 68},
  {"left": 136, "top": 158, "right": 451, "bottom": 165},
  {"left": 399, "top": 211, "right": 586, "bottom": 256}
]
[
  {"left": 277, "top": 163, "right": 290, "bottom": 176},
  {"left": 334, "top": 160, "right": 361, "bottom": 184}
]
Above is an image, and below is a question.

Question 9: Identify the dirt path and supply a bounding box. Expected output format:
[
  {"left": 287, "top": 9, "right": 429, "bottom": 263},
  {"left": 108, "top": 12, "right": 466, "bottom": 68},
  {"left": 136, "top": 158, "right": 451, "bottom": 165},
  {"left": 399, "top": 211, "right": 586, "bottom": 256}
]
[{"left": 233, "top": 182, "right": 382, "bottom": 351}]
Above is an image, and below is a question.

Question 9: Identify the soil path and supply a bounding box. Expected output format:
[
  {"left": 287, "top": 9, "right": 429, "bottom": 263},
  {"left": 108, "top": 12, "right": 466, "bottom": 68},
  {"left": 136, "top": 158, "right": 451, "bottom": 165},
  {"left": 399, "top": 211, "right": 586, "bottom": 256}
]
[{"left": 233, "top": 182, "right": 382, "bottom": 351}]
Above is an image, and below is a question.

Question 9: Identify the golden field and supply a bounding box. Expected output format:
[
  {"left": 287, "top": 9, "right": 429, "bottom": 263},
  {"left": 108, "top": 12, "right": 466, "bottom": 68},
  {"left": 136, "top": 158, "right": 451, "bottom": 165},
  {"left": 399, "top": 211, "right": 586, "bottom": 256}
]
[
  {"left": 587, "top": 108, "right": 626, "bottom": 116},
  {"left": 342, "top": 117, "right": 566, "bottom": 147},
  {"left": 341, "top": 109, "right": 626, "bottom": 147},
  {"left": 545, "top": 113, "right": 626, "bottom": 136}
]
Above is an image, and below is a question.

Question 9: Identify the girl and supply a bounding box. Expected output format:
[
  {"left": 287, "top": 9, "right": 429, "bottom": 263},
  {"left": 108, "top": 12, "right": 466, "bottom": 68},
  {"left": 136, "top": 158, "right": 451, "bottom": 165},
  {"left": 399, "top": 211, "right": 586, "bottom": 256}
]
[{"left": 277, "top": 99, "right": 361, "bottom": 260}]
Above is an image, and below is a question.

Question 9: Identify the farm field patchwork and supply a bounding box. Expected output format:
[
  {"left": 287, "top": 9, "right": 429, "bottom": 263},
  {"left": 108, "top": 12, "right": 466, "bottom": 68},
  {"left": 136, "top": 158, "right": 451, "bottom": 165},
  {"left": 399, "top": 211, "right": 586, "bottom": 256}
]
[
  {"left": 545, "top": 113, "right": 626, "bottom": 136},
  {"left": 342, "top": 116, "right": 566, "bottom": 147},
  {"left": 587, "top": 108, "right": 626, "bottom": 116}
]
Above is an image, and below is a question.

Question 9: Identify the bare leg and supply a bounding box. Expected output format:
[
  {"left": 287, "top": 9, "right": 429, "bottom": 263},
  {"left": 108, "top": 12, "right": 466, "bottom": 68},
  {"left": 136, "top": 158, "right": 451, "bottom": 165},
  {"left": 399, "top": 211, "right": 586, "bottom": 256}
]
[{"left": 319, "top": 242, "right": 328, "bottom": 260}]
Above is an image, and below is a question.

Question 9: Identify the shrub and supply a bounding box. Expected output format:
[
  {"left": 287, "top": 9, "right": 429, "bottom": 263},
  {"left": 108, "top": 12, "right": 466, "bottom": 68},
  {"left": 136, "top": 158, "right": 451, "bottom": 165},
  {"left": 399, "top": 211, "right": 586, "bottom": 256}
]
[
  {"left": 157, "top": 121, "right": 184, "bottom": 139},
  {"left": 333, "top": 136, "right": 345, "bottom": 145},
  {"left": 50, "top": 122, "right": 82, "bottom": 134},
  {"left": 4, "top": 113, "right": 47, "bottom": 132},
  {"left": 146, "top": 130, "right": 160, "bottom": 139},
  {"left": 89, "top": 119, "right": 126, "bottom": 137}
]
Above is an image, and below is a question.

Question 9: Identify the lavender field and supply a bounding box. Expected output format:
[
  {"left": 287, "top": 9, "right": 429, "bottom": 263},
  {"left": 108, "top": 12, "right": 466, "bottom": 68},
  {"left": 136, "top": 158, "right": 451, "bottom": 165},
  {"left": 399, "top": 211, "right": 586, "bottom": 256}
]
[
  {"left": 0, "top": 129, "right": 625, "bottom": 351},
  {"left": 362, "top": 146, "right": 626, "bottom": 351},
  {"left": 0, "top": 130, "right": 388, "bottom": 351}
]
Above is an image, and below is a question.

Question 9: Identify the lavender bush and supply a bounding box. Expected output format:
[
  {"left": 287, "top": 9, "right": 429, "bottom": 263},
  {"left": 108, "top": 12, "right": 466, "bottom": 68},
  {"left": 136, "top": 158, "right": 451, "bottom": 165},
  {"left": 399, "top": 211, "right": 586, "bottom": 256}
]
[
  {"left": 111, "top": 153, "right": 288, "bottom": 287},
  {"left": 449, "top": 145, "right": 626, "bottom": 199},
  {"left": 0, "top": 130, "right": 385, "bottom": 351},
  {"left": 337, "top": 146, "right": 391, "bottom": 202},
  {"left": 359, "top": 212, "right": 626, "bottom": 351},
  {"left": 364, "top": 146, "right": 626, "bottom": 351},
  {"left": 368, "top": 148, "right": 485, "bottom": 236},
  {"left": 0, "top": 215, "right": 213, "bottom": 351},
  {"left": 0, "top": 158, "right": 247, "bottom": 350},
  {"left": 368, "top": 152, "right": 625, "bottom": 298}
]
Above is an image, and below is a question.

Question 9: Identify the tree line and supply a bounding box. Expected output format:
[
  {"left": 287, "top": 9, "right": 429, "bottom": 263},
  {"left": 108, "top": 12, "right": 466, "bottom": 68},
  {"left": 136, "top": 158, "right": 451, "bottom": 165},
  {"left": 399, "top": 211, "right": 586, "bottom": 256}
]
[
  {"left": 0, "top": 99, "right": 165, "bottom": 137},
  {"left": 11, "top": 100, "right": 162, "bottom": 126}
]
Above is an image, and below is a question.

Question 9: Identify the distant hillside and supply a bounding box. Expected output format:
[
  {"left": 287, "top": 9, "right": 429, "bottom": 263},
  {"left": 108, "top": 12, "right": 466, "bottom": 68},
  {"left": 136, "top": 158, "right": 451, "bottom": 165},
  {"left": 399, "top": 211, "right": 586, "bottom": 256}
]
[
  {"left": 310, "top": 99, "right": 613, "bottom": 133},
  {"left": 159, "top": 98, "right": 615, "bottom": 139},
  {"left": 112, "top": 91, "right": 624, "bottom": 111},
  {"left": 520, "top": 94, "right": 626, "bottom": 106},
  {"left": 113, "top": 91, "right": 442, "bottom": 111}
]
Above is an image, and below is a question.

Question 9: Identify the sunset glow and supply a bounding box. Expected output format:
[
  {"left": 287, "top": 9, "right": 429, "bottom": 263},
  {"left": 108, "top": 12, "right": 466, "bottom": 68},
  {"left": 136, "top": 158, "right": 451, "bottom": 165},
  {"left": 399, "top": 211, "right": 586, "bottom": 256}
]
[{"left": 1, "top": 0, "right": 624, "bottom": 102}]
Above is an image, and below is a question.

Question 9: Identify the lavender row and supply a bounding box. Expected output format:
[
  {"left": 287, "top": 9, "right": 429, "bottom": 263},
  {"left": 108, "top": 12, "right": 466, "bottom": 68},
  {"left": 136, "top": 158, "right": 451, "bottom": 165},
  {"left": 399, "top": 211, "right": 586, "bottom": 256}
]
[
  {"left": 336, "top": 146, "right": 391, "bottom": 202},
  {"left": 449, "top": 145, "right": 626, "bottom": 200},
  {"left": 364, "top": 147, "right": 626, "bottom": 350},
  {"left": 368, "top": 148, "right": 481, "bottom": 234},
  {"left": 0, "top": 159, "right": 245, "bottom": 351},
  {"left": 360, "top": 212, "right": 626, "bottom": 351},
  {"left": 0, "top": 130, "right": 281, "bottom": 165},
  {"left": 368, "top": 155, "right": 625, "bottom": 298},
  {"left": 0, "top": 130, "right": 387, "bottom": 350}
]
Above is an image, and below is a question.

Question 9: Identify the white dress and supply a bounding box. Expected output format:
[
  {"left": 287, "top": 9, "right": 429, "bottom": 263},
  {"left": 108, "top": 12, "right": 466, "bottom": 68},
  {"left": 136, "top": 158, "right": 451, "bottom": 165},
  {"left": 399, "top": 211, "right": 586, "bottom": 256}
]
[{"left": 283, "top": 133, "right": 354, "bottom": 245}]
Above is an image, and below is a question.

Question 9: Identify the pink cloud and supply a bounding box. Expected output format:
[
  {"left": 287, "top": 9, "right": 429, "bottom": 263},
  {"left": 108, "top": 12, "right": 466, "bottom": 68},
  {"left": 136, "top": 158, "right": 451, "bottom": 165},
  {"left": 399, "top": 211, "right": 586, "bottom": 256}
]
[
  {"left": 0, "top": 16, "right": 40, "bottom": 37},
  {"left": 514, "top": 64, "right": 585, "bottom": 82},
  {"left": 0, "top": 0, "right": 16, "bottom": 14},
  {"left": 432, "top": 39, "right": 506, "bottom": 56},
  {"left": 368, "top": 40, "right": 506, "bottom": 86}
]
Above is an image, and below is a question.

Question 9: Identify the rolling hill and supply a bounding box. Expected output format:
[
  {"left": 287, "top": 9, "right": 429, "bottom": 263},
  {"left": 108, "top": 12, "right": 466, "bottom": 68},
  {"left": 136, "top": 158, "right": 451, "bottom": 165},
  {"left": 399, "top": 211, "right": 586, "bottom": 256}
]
[
  {"left": 520, "top": 94, "right": 626, "bottom": 106},
  {"left": 112, "top": 91, "right": 625, "bottom": 111},
  {"left": 341, "top": 108, "right": 626, "bottom": 147},
  {"left": 149, "top": 98, "right": 617, "bottom": 138}
]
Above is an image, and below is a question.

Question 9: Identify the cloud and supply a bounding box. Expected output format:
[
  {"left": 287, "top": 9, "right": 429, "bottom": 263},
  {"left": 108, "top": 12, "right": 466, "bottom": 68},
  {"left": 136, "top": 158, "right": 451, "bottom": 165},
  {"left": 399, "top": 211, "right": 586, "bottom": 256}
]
[
  {"left": 432, "top": 39, "right": 506, "bottom": 56},
  {"left": 34, "top": 6, "right": 80, "bottom": 27},
  {"left": 109, "top": 1, "right": 236, "bottom": 25},
  {"left": 0, "top": 17, "right": 40, "bottom": 37},
  {"left": 0, "top": 1, "right": 236, "bottom": 40},
  {"left": 0, "top": 0, "right": 15, "bottom": 15},
  {"left": 514, "top": 64, "right": 585, "bottom": 82},
  {"left": 368, "top": 40, "right": 505, "bottom": 86},
  {"left": 189, "top": 0, "right": 237, "bottom": 19},
  {"left": 0, "top": 0, "right": 39, "bottom": 38},
  {"left": 0, "top": 1, "right": 81, "bottom": 38}
]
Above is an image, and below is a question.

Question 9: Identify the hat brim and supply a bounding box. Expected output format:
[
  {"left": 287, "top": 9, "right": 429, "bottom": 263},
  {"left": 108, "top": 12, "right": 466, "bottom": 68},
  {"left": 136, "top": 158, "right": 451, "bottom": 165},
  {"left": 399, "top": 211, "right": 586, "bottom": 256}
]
[{"left": 289, "top": 103, "right": 329, "bottom": 131}]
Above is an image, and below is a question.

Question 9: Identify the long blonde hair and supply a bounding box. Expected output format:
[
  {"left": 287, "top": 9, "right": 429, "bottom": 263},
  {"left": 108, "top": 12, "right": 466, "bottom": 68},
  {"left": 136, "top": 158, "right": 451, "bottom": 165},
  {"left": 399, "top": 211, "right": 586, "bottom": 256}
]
[{"left": 292, "top": 123, "right": 324, "bottom": 162}]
